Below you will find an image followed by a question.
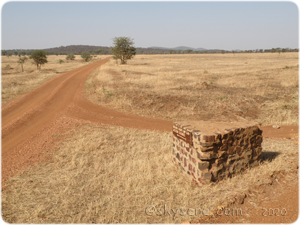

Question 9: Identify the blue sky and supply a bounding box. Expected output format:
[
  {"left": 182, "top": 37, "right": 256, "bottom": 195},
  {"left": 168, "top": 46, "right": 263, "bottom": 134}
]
[{"left": 1, "top": 1, "right": 299, "bottom": 50}]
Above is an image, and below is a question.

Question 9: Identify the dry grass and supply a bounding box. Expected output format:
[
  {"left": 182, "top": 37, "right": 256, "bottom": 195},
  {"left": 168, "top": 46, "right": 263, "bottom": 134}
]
[
  {"left": 1, "top": 55, "right": 102, "bottom": 105},
  {"left": 2, "top": 53, "right": 298, "bottom": 223},
  {"left": 2, "top": 124, "right": 298, "bottom": 223},
  {"left": 85, "top": 53, "right": 298, "bottom": 125}
]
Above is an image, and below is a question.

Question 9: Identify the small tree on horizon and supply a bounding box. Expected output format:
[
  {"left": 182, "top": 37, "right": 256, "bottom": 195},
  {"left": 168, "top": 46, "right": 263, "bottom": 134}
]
[
  {"left": 30, "top": 50, "right": 48, "bottom": 70},
  {"left": 66, "top": 53, "right": 75, "bottom": 60},
  {"left": 18, "top": 56, "right": 28, "bottom": 72},
  {"left": 110, "top": 37, "right": 136, "bottom": 64},
  {"left": 81, "top": 52, "right": 92, "bottom": 62}
]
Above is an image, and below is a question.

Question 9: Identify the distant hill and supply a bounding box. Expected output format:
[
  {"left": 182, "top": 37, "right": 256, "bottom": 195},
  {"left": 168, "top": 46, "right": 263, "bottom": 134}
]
[
  {"left": 149, "top": 46, "right": 207, "bottom": 51},
  {"left": 0, "top": 45, "right": 233, "bottom": 55},
  {"left": 44, "top": 45, "right": 111, "bottom": 55},
  {"left": 2, "top": 45, "right": 298, "bottom": 56}
]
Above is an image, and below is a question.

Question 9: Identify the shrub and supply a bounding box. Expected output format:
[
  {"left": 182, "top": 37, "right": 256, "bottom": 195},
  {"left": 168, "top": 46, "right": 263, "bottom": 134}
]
[
  {"left": 66, "top": 54, "right": 75, "bottom": 60},
  {"left": 81, "top": 52, "right": 92, "bottom": 62}
]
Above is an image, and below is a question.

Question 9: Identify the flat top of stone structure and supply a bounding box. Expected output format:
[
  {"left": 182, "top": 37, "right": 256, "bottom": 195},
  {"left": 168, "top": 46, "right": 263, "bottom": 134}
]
[{"left": 174, "top": 121, "right": 259, "bottom": 135}]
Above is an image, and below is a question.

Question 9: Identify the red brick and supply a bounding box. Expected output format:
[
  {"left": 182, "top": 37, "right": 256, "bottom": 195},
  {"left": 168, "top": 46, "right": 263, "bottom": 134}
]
[
  {"left": 214, "top": 133, "right": 222, "bottom": 141},
  {"left": 197, "top": 151, "right": 200, "bottom": 159},
  {"left": 200, "top": 142, "right": 214, "bottom": 147},
  {"left": 235, "top": 146, "right": 242, "bottom": 153},
  {"left": 198, "top": 161, "right": 209, "bottom": 171},
  {"left": 203, "top": 135, "right": 215, "bottom": 142},
  {"left": 239, "top": 139, "right": 244, "bottom": 146},
  {"left": 216, "top": 158, "right": 225, "bottom": 165},
  {"left": 233, "top": 139, "right": 239, "bottom": 146},
  {"left": 219, "top": 145, "right": 228, "bottom": 151},
  {"left": 222, "top": 133, "right": 228, "bottom": 140},
  {"left": 201, "top": 172, "right": 212, "bottom": 184},
  {"left": 242, "top": 150, "right": 252, "bottom": 160},
  {"left": 228, "top": 146, "right": 235, "bottom": 155},
  {"left": 192, "top": 157, "right": 196, "bottom": 165},
  {"left": 222, "top": 139, "right": 228, "bottom": 144},
  {"left": 217, "top": 151, "right": 226, "bottom": 158},
  {"left": 192, "top": 172, "right": 196, "bottom": 179},
  {"left": 199, "top": 152, "right": 217, "bottom": 160},
  {"left": 256, "top": 135, "right": 263, "bottom": 145},
  {"left": 200, "top": 146, "right": 214, "bottom": 152}
]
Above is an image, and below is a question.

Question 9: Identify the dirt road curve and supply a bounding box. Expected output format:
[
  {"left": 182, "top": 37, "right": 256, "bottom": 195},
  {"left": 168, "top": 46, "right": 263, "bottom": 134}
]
[{"left": 1, "top": 57, "right": 171, "bottom": 185}]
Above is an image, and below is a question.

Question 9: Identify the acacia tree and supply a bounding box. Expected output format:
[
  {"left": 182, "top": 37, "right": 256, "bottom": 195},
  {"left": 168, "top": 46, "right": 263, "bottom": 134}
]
[
  {"left": 30, "top": 50, "right": 48, "bottom": 70},
  {"left": 110, "top": 37, "right": 136, "bottom": 64}
]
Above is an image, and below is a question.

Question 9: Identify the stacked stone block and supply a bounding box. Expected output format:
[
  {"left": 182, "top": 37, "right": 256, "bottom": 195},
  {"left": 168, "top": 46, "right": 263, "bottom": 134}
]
[{"left": 172, "top": 121, "right": 263, "bottom": 186}]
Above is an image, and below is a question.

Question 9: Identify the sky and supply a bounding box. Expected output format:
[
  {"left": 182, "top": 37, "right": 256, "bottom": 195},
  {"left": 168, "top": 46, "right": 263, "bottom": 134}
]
[{"left": 1, "top": 1, "right": 299, "bottom": 50}]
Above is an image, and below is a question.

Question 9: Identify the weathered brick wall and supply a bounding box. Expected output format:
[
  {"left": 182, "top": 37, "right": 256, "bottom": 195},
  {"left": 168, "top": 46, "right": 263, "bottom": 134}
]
[{"left": 172, "top": 121, "right": 263, "bottom": 186}]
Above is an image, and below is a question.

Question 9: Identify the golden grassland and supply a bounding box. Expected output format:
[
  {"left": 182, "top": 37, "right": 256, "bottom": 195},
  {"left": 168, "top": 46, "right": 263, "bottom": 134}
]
[
  {"left": 86, "top": 53, "right": 299, "bottom": 125},
  {"left": 2, "top": 124, "right": 298, "bottom": 223},
  {"left": 1, "top": 53, "right": 299, "bottom": 223},
  {"left": 1, "top": 55, "right": 101, "bottom": 105}
]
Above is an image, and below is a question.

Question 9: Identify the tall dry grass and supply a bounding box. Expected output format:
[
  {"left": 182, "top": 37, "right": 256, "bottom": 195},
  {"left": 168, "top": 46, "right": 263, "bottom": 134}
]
[
  {"left": 85, "top": 53, "right": 298, "bottom": 125},
  {"left": 1, "top": 55, "right": 102, "bottom": 105},
  {"left": 2, "top": 124, "right": 298, "bottom": 223}
]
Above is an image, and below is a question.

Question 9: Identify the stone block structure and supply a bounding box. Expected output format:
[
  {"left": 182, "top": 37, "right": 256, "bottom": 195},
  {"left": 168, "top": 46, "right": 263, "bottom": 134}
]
[{"left": 172, "top": 121, "right": 263, "bottom": 186}]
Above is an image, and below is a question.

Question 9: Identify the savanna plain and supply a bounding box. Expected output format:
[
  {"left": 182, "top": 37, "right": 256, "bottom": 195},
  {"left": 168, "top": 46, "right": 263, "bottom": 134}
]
[{"left": 1, "top": 53, "right": 299, "bottom": 223}]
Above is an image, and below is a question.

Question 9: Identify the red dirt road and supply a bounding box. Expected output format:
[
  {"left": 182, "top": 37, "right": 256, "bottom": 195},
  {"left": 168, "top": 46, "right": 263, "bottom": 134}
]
[
  {"left": 2, "top": 57, "right": 298, "bottom": 186},
  {"left": 1, "top": 57, "right": 171, "bottom": 185}
]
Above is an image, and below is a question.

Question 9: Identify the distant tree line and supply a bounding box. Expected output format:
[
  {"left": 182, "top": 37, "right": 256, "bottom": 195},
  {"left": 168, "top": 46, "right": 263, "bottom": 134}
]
[
  {"left": 1, "top": 46, "right": 298, "bottom": 56},
  {"left": 1, "top": 45, "right": 111, "bottom": 56}
]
